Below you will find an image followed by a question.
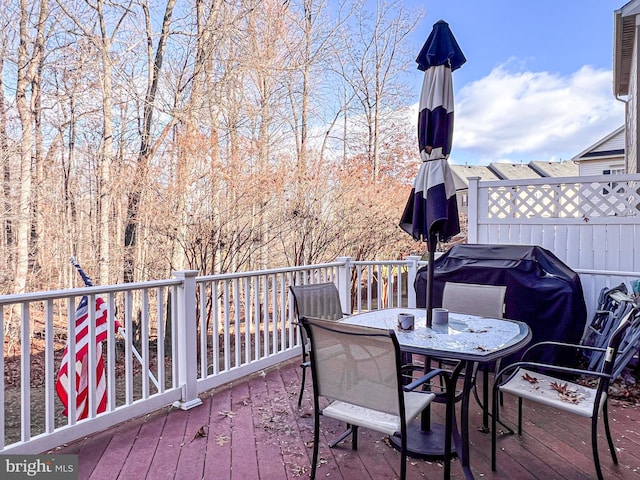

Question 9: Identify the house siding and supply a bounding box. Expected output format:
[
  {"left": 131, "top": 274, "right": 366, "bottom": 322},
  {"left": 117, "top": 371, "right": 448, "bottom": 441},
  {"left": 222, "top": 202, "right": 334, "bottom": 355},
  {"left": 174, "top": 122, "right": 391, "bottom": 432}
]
[
  {"left": 580, "top": 160, "right": 627, "bottom": 176},
  {"left": 598, "top": 130, "right": 626, "bottom": 151}
]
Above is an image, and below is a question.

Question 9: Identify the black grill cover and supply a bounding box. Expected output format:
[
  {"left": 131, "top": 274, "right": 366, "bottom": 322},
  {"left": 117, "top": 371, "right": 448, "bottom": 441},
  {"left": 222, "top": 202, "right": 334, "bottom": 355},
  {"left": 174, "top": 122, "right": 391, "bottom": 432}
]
[{"left": 416, "top": 244, "right": 588, "bottom": 365}]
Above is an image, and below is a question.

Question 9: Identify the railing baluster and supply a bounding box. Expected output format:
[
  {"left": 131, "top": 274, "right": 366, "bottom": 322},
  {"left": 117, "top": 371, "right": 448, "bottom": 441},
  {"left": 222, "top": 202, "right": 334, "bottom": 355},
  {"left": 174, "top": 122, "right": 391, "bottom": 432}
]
[
  {"left": 20, "top": 303, "right": 31, "bottom": 441},
  {"left": 212, "top": 280, "right": 220, "bottom": 376},
  {"left": 171, "top": 284, "right": 179, "bottom": 389},
  {"left": 233, "top": 277, "right": 241, "bottom": 368},
  {"left": 199, "top": 282, "right": 207, "bottom": 380},
  {"left": 66, "top": 297, "right": 76, "bottom": 424},
  {"left": 270, "top": 274, "right": 277, "bottom": 355},
  {"left": 124, "top": 291, "right": 134, "bottom": 405},
  {"left": 141, "top": 289, "right": 150, "bottom": 399},
  {"left": 253, "top": 278, "right": 261, "bottom": 359},
  {"left": 44, "top": 299, "right": 55, "bottom": 434},
  {"left": 223, "top": 280, "right": 231, "bottom": 371},
  {"left": 279, "top": 274, "right": 287, "bottom": 352}
]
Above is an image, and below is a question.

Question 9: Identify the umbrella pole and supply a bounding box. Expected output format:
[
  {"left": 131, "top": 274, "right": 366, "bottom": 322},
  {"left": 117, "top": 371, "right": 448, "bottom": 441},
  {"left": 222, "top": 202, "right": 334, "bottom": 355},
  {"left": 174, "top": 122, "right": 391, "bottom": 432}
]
[
  {"left": 425, "top": 233, "right": 437, "bottom": 328},
  {"left": 426, "top": 251, "right": 434, "bottom": 327}
]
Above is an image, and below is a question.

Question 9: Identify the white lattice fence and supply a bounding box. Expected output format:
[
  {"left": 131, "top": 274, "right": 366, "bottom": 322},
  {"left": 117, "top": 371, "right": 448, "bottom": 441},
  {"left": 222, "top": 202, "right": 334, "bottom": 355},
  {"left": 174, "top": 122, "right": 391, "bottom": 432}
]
[{"left": 482, "top": 175, "right": 640, "bottom": 220}]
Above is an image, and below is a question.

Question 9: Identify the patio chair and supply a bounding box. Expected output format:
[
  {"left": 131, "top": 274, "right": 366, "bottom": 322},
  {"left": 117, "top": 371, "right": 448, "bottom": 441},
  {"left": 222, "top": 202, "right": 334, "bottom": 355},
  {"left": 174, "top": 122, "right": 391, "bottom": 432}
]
[
  {"left": 442, "top": 282, "right": 506, "bottom": 319},
  {"left": 289, "top": 282, "right": 346, "bottom": 406},
  {"left": 491, "top": 299, "right": 640, "bottom": 480},
  {"left": 441, "top": 282, "right": 507, "bottom": 423},
  {"left": 300, "top": 316, "right": 454, "bottom": 480}
]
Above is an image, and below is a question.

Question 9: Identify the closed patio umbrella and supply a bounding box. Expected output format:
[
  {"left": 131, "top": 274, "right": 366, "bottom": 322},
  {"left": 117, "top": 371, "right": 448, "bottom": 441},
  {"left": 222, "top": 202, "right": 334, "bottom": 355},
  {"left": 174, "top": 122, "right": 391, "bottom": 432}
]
[{"left": 400, "top": 19, "right": 465, "bottom": 326}]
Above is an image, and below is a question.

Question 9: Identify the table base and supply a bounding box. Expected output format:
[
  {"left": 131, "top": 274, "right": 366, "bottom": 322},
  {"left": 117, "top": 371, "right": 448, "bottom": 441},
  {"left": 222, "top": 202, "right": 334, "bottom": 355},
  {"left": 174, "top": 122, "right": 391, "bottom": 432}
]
[{"left": 390, "top": 420, "right": 456, "bottom": 459}]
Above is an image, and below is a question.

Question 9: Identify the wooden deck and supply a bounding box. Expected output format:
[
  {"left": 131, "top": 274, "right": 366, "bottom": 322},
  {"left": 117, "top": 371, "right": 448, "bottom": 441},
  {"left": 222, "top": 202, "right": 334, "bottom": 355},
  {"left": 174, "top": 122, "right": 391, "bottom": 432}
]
[{"left": 55, "top": 358, "right": 640, "bottom": 480}]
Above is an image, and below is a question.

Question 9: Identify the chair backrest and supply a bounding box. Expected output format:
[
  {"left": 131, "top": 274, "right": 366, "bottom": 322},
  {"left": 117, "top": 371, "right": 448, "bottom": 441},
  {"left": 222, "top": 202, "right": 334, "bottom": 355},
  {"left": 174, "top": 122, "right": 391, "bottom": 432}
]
[
  {"left": 301, "top": 316, "right": 402, "bottom": 416},
  {"left": 442, "top": 282, "right": 506, "bottom": 318},
  {"left": 290, "top": 282, "right": 344, "bottom": 322},
  {"left": 580, "top": 286, "right": 640, "bottom": 375},
  {"left": 608, "top": 303, "right": 640, "bottom": 378}
]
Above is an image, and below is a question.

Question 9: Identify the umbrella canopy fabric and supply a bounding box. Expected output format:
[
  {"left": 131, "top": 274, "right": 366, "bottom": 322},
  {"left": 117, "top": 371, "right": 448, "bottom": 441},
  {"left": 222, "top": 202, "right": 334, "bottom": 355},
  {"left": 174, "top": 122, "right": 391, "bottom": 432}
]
[{"left": 400, "top": 20, "right": 465, "bottom": 251}]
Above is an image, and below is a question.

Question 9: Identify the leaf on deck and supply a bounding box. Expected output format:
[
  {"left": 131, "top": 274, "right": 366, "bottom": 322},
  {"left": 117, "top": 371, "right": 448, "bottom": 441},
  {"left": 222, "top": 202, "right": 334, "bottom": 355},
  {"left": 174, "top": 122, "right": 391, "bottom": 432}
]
[
  {"left": 190, "top": 425, "right": 209, "bottom": 442},
  {"left": 215, "top": 434, "right": 229, "bottom": 446}
]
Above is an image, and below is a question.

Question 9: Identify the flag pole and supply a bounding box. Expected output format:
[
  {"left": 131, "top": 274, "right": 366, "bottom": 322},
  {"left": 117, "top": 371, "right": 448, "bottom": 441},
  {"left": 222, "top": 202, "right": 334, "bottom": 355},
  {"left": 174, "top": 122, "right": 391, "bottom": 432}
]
[{"left": 70, "top": 257, "right": 160, "bottom": 390}]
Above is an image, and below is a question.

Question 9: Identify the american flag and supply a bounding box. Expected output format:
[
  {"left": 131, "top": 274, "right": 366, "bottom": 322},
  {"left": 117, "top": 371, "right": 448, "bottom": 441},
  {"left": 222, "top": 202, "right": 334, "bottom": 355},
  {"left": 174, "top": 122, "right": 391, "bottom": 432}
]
[{"left": 55, "top": 295, "right": 113, "bottom": 420}]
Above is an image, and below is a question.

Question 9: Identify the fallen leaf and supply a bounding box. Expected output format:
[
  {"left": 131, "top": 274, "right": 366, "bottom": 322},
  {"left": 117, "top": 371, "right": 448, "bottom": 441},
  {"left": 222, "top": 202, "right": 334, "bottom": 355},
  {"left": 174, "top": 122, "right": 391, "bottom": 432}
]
[
  {"left": 550, "top": 381, "right": 585, "bottom": 403},
  {"left": 219, "top": 410, "right": 235, "bottom": 418},
  {"left": 522, "top": 373, "right": 538, "bottom": 384},
  {"left": 190, "top": 425, "right": 209, "bottom": 442},
  {"left": 466, "top": 327, "right": 490, "bottom": 333},
  {"left": 215, "top": 434, "right": 229, "bottom": 446}
]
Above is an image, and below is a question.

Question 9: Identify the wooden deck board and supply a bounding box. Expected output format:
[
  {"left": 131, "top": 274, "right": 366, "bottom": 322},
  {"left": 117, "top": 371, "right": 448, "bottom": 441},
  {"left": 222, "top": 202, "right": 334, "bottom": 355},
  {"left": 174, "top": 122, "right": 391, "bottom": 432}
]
[
  {"left": 53, "top": 359, "right": 640, "bottom": 480},
  {"left": 117, "top": 411, "right": 167, "bottom": 479},
  {"left": 202, "top": 386, "right": 232, "bottom": 479}
]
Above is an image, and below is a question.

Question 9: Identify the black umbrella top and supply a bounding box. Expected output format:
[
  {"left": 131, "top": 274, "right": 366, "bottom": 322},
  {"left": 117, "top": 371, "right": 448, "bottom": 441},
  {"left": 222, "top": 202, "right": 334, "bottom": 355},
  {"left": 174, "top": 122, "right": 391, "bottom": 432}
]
[{"left": 416, "top": 19, "right": 466, "bottom": 72}]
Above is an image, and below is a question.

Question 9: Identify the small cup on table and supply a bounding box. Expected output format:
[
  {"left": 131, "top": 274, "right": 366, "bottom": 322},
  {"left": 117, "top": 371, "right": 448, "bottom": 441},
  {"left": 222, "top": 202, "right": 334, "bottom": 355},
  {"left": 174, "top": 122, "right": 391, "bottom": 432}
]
[
  {"left": 397, "top": 313, "right": 415, "bottom": 331},
  {"left": 432, "top": 307, "right": 449, "bottom": 325}
]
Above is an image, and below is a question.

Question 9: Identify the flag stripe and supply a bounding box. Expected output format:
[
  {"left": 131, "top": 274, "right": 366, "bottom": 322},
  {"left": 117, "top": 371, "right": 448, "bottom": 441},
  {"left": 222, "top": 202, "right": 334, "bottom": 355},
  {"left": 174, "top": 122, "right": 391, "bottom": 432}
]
[{"left": 55, "top": 295, "right": 112, "bottom": 421}]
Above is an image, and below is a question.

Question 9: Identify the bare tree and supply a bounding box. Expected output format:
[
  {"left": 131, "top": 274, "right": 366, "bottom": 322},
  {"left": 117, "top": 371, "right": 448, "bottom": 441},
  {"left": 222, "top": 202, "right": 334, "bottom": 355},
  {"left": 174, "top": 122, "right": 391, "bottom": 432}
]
[
  {"left": 13, "top": 0, "right": 48, "bottom": 305},
  {"left": 123, "top": 0, "right": 177, "bottom": 282},
  {"left": 55, "top": 0, "right": 135, "bottom": 284},
  {"left": 0, "top": 17, "right": 13, "bottom": 288},
  {"left": 339, "top": 0, "right": 418, "bottom": 178},
  {"left": 0, "top": 0, "right": 425, "bottom": 297}
]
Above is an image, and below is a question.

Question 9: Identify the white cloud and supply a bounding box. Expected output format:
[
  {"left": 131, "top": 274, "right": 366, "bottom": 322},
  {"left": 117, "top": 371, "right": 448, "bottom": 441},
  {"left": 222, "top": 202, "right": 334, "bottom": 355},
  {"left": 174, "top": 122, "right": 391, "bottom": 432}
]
[{"left": 450, "top": 63, "right": 624, "bottom": 165}]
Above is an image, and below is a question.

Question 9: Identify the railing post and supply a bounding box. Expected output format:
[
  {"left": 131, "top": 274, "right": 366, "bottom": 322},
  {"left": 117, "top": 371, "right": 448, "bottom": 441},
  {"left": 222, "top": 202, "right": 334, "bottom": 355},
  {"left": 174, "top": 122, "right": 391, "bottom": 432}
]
[
  {"left": 405, "top": 255, "right": 421, "bottom": 308},
  {"left": 468, "top": 176, "right": 480, "bottom": 244},
  {"left": 172, "top": 270, "right": 203, "bottom": 410},
  {"left": 336, "top": 257, "right": 353, "bottom": 315}
]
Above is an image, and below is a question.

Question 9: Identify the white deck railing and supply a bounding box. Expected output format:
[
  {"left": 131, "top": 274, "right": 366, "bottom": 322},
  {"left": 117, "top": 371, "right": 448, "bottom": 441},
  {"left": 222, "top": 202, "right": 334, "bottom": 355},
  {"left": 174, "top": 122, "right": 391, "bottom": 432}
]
[{"left": 0, "top": 257, "right": 430, "bottom": 455}]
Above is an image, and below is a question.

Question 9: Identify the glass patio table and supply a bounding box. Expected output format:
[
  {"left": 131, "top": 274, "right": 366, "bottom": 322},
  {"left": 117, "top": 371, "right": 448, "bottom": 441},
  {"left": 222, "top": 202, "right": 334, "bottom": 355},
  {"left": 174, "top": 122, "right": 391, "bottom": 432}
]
[{"left": 340, "top": 307, "right": 532, "bottom": 480}]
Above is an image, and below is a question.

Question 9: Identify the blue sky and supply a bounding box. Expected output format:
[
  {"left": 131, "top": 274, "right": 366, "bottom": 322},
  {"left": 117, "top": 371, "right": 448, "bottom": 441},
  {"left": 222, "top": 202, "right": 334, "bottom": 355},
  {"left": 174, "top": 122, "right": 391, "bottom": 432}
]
[{"left": 404, "top": 0, "right": 626, "bottom": 166}]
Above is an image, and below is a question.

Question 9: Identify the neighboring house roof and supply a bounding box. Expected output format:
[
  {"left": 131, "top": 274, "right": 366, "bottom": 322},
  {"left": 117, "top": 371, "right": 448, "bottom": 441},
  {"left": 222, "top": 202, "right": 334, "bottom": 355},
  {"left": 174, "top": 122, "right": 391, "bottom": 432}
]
[
  {"left": 488, "top": 162, "right": 543, "bottom": 180},
  {"left": 450, "top": 160, "right": 579, "bottom": 189},
  {"left": 449, "top": 124, "right": 622, "bottom": 186},
  {"left": 571, "top": 126, "right": 625, "bottom": 162},
  {"left": 449, "top": 165, "right": 500, "bottom": 190},
  {"left": 529, "top": 160, "right": 580, "bottom": 177},
  {"left": 614, "top": 1, "right": 640, "bottom": 96}
]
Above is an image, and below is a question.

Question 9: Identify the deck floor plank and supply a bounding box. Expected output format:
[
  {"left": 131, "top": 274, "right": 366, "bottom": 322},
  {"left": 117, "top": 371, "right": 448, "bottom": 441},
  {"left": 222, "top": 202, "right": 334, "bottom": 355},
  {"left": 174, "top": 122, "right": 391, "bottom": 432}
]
[
  {"left": 117, "top": 408, "right": 170, "bottom": 480},
  {"left": 88, "top": 416, "right": 141, "bottom": 480},
  {"left": 229, "top": 378, "right": 260, "bottom": 479},
  {"left": 262, "top": 360, "right": 314, "bottom": 479},
  {"left": 248, "top": 370, "right": 290, "bottom": 480},
  {"left": 53, "top": 359, "right": 640, "bottom": 480},
  {"left": 202, "top": 385, "right": 233, "bottom": 479},
  {"left": 174, "top": 392, "right": 214, "bottom": 480},
  {"left": 145, "top": 407, "right": 189, "bottom": 480}
]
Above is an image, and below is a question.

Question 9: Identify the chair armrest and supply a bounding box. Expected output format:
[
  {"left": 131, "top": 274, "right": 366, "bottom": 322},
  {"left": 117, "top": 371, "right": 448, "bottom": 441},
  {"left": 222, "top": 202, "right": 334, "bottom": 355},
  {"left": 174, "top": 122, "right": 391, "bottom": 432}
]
[
  {"left": 520, "top": 340, "right": 606, "bottom": 362},
  {"left": 494, "top": 360, "right": 612, "bottom": 388},
  {"left": 403, "top": 367, "right": 452, "bottom": 393}
]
